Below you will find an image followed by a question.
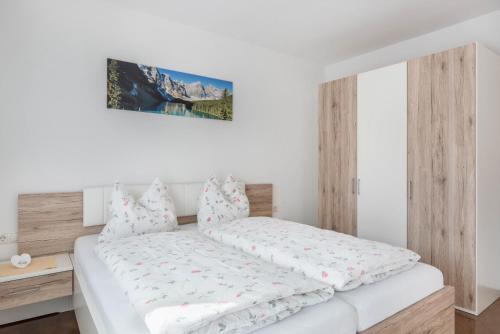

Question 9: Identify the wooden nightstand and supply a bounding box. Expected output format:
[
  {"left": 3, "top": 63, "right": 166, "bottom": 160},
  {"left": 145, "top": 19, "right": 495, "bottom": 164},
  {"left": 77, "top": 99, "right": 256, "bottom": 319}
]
[{"left": 0, "top": 253, "right": 73, "bottom": 311}]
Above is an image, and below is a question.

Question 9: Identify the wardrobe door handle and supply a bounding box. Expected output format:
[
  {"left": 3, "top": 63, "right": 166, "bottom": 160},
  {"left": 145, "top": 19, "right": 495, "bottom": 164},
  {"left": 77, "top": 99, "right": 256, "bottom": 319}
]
[{"left": 408, "top": 180, "right": 413, "bottom": 200}]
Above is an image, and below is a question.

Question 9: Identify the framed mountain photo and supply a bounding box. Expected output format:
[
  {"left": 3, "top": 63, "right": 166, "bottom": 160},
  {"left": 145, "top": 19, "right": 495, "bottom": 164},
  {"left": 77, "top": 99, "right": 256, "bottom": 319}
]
[{"left": 107, "top": 59, "right": 233, "bottom": 121}]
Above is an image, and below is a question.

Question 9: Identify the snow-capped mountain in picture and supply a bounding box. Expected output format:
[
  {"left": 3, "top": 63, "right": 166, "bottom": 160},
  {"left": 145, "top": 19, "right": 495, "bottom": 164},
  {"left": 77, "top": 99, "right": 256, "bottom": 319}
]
[
  {"left": 107, "top": 58, "right": 233, "bottom": 121},
  {"left": 138, "top": 64, "right": 224, "bottom": 101}
]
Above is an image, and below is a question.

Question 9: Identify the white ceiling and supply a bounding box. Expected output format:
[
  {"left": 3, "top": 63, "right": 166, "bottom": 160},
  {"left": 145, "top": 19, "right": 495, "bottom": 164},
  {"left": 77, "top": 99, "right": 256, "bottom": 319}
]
[{"left": 108, "top": 0, "right": 500, "bottom": 64}]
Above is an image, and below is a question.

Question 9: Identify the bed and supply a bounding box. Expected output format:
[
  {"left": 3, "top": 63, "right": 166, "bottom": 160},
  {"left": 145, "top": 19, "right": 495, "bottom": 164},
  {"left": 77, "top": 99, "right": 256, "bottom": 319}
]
[
  {"left": 72, "top": 226, "right": 357, "bottom": 334},
  {"left": 17, "top": 182, "right": 455, "bottom": 334},
  {"left": 73, "top": 229, "right": 446, "bottom": 334}
]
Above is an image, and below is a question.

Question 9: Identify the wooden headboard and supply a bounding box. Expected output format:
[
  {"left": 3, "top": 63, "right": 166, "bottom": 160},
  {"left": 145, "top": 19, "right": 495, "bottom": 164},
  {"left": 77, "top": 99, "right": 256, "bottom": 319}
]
[{"left": 18, "top": 184, "right": 272, "bottom": 257}]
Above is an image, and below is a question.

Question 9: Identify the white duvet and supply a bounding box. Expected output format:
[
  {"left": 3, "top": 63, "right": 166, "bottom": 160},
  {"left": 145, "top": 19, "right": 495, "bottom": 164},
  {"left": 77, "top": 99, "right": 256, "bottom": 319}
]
[
  {"left": 95, "top": 230, "right": 334, "bottom": 334},
  {"left": 201, "top": 217, "right": 420, "bottom": 291}
]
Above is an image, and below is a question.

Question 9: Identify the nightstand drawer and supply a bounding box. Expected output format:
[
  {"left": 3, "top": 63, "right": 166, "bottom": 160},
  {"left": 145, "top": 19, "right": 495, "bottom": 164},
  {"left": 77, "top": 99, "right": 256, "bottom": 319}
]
[{"left": 0, "top": 271, "right": 72, "bottom": 310}]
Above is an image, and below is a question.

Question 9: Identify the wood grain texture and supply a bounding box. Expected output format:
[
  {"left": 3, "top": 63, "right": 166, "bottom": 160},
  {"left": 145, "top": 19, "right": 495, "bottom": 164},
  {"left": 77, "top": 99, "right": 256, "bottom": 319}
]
[
  {"left": 246, "top": 184, "right": 273, "bottom": 217},
  {"left": 431, "top": 48, "right": 452, "bottom": 286},
  {"left": 177, "top": 215, "right": 198, "bottom": 225},
  {"left": 407, "top": 44, "right": 476, "bottom": 311},
  {"left": 18, "top": 184, "right": 273, "bottom": 256},
  {"left": 361, "top": 286, "right": 455, "bottom": 334},
  {"left": 0, "top": 271, "right": 72, "bottom": 311},
  {"left": 452, "top": 44, "right": 476, "bottom": 311},
  {"left": 318, "top": 76, "right": 357, "bottom": 235},
  {"left": 0, "top": 256, "right": 57, "bottom": 278},
  {"left": 408, "top": 54, "right": 433, "bottom": 264},
  {"left": 18, "top": 193, "right": 102, "bottom": 257},
  {"left": 18, "top": 239, "right": 80, "bottom": 259}
]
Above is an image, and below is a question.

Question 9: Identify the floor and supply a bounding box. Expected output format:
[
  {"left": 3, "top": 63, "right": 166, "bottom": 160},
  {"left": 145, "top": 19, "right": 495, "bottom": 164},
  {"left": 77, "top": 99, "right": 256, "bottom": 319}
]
[
  {"left": 0, "top": 300, "right": 499, "bottom": 334},
  {"left": 0, "top": 312, "right": 79, "bottom": 334},
  {"left": 456, "top": 299, "right": 500, "bottom": 334}
]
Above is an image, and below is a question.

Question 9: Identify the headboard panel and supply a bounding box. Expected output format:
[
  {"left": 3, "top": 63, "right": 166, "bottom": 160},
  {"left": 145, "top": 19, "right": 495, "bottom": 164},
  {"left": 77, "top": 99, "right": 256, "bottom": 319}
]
[
  {"left": 18, "top": 192, "right": 102, "bottom": 257},
  {"left": 18, "top": 184, "right": 272, "bottom": 257}
]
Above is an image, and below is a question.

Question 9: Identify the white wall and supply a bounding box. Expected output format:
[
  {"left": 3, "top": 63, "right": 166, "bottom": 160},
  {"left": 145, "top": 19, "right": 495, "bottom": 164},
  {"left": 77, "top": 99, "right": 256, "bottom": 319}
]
[
  {"left": 324, "top": 10, "right": 500, "bottom": 81},
  {"left": 0, "top": 0, "right": 323, "bottom": 259}
]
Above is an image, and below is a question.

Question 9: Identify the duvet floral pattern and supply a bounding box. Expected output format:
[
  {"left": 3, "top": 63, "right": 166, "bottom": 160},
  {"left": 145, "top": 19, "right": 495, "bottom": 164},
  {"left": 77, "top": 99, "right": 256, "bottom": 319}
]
[
  {"left": 201, "top": 217, "right": 420, "bottom": 291},
  {"left": 95, "top": 230, "right": 334, "bottom": 334}
]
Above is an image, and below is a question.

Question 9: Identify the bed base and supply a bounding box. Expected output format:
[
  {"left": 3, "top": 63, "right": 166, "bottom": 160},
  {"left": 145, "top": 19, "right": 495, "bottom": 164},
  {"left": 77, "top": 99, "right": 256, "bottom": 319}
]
[
  {"left": 72, "top": 255, "right": 106, "bottom": 334},
  {"left": 360, "top": 286, "right": 455, "bottom": 334},
  {"left": 74, "top": 260, "right": 454, "bottom": 334}
]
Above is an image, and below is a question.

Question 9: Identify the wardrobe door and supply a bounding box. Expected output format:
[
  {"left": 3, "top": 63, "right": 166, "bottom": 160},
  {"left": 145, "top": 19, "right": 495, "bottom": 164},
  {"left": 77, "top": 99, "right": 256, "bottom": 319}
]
[
  {"left": 441, "top": 44, "right": 476, "bottom": 311},
  {"left": 319, "top": 76, "right": 357, "bottom": 235},
  {"left": 357, "top": 63, "right": 407, "bottom": 247},
  {"left": 407, "top": 55, "right": 433, "bottom": 264},
  {"left": 408, "top": 45, "right": 476, "bottom": 311}
]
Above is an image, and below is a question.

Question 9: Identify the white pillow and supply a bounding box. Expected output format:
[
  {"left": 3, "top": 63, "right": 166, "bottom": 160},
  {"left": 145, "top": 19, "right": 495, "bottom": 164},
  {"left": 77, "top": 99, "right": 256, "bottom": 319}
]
[
  {"left": 197, "top": 175, "right": 250, "bottom": 229},
  {"left": 98, "top": 178, "right": 177, "bottom": 241}
]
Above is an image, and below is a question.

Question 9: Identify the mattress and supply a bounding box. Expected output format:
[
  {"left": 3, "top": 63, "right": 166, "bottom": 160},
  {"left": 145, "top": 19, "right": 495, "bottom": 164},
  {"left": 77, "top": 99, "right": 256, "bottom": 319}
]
[
  {"left": 335, "top": 262, "right": 443, "bottom": 331},
  {"left": 73, "top": 226, "right": 357, "bottom": 334}
]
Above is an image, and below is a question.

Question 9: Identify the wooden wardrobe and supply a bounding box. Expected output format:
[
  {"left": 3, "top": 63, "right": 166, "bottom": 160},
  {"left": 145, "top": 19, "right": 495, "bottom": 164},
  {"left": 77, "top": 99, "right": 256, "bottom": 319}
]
[{"left": 319, "top": 43, "right": 500, "bottom": 315}]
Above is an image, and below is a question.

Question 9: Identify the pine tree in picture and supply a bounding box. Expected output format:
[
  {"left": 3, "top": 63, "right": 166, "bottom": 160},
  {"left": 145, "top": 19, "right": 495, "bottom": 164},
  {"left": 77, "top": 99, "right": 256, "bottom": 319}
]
[{"left": 106, "top": 58, "right": 233, "bottom": 121}]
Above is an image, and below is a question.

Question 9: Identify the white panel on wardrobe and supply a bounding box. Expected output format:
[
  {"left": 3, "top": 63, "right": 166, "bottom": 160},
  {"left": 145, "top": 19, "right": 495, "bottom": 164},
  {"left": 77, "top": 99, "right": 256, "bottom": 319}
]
[
  {"left": 357, "top": 62, "right": 407, "bottom": 247},
  {"left": 476, "top": 43, "right": 500, "bottom": 313}
]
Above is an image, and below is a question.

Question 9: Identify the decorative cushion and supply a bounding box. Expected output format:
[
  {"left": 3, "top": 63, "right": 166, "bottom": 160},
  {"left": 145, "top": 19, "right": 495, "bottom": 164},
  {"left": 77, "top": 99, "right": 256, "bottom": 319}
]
[
  {"left": 98, "top": 178, "right": 177, "bottom": 241},
  {"left": 197, "top": 175, "right": 250, "bottom": 229}
]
